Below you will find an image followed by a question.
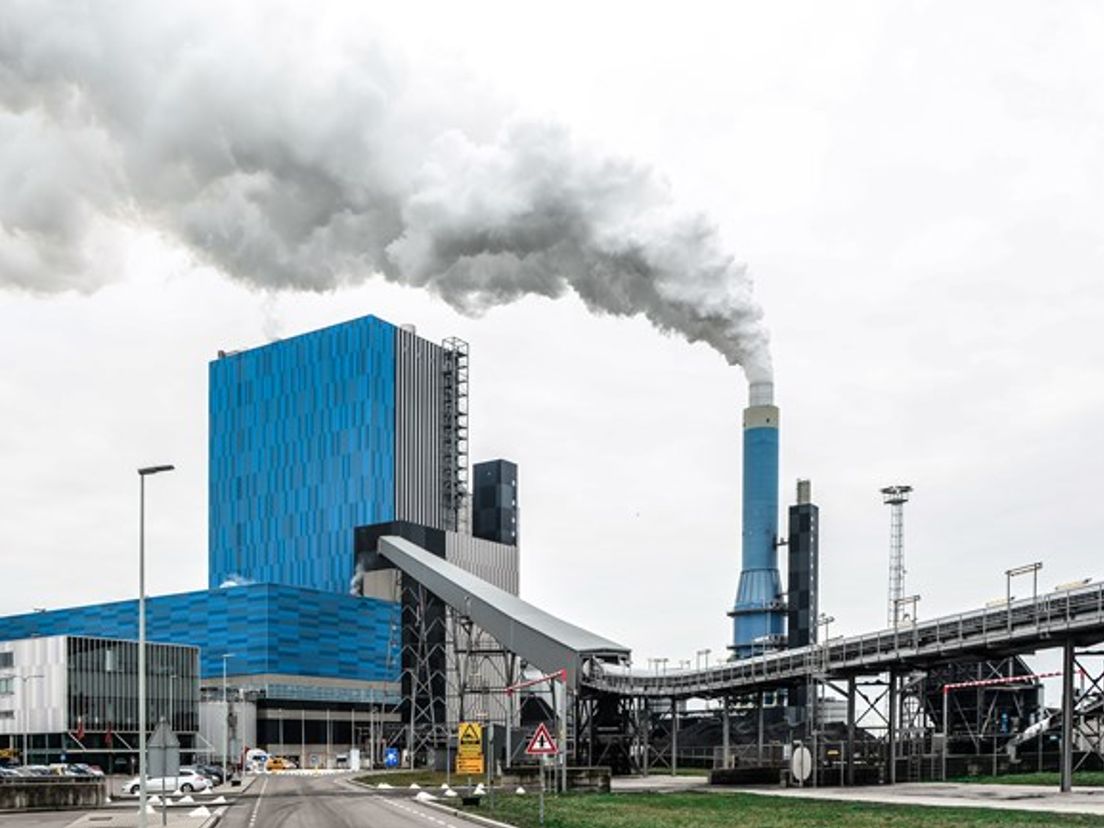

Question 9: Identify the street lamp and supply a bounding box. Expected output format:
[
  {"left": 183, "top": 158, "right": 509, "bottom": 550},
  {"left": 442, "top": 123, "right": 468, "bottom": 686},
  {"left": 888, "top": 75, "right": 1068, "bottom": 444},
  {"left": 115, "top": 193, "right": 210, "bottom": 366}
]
[
  {"left": 138, "top": 464, "right": 174, "bottom": 828},
  {"left": 221, "top": 653, "right": 236, "bottom": 785}
]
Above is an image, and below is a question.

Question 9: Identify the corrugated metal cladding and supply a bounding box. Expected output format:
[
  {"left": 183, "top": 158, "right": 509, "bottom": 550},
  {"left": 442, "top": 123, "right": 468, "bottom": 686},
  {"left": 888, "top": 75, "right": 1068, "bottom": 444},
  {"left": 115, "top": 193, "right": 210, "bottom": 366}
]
[
  {"left": 394, "top": 328, "right": 446, "bottom": 530},
  {"left": 444, "top": 532, "right": 520, "bottom": 596}
]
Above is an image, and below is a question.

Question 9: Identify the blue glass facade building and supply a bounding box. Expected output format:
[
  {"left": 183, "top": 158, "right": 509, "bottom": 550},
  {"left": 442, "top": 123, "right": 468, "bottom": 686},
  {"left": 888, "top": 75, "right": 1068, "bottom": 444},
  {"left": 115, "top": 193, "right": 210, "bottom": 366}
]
[{"left": 209, "top": 315, "right": 398, "bottom": 594}]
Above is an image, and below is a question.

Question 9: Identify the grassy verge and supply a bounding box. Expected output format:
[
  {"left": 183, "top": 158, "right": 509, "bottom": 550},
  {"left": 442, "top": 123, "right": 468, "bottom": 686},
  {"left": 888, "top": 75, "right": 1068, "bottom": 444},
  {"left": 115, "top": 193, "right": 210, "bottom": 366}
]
[
  {"left": 464, "top": 791, "right": 1104, "bottom": 827},
  {"left": 953, "top": 772, "right": 1104, "bottom": 787},
  {"left": 355, "top": 769, "right": 453, "bottom": 787}
]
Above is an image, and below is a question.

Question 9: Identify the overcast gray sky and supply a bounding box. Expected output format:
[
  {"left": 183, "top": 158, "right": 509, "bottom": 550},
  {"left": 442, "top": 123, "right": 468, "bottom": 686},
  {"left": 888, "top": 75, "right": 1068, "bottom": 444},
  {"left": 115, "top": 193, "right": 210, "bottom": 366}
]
[{"left": 1, "top": 1, "right": 1101, "bottom": 674}]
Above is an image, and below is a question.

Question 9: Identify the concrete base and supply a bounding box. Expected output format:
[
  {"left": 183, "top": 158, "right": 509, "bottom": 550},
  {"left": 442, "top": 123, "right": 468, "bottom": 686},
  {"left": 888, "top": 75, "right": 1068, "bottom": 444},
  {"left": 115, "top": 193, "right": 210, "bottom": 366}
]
[
  {"left": 501, "top": 766, "right": 611, "bottom": 793},
  {"left": 0, "top": 778, "right": 106, "bottom": 810}
]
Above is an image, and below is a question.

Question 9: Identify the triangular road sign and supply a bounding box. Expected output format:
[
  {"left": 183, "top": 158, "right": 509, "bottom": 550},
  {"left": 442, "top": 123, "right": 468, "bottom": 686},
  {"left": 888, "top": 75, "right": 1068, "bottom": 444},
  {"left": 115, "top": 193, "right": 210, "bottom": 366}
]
[{"left": 525, "top": 722, "right": 558, "bottom": 756}]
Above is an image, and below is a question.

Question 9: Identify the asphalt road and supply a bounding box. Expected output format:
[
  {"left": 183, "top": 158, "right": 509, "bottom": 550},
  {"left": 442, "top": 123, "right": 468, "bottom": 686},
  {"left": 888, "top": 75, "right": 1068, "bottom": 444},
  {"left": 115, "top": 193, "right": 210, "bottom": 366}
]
[
  {"left": 0, "top": 813, "right": 76, "bottom": 828},
  {"left": 219, "top": 773, "right": 496, "bottom": 828}
]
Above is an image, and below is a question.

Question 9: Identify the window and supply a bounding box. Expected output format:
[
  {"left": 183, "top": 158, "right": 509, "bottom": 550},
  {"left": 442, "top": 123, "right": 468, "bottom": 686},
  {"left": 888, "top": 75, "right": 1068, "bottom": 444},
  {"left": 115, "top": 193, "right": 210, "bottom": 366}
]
[
  {"left": 0, "top": 652, "right": 12, "bottom": 669},
  {"left": 0, "top": 711, "right": 12, "bottom": 719},
  {"left": 0, "top": 677, "right": 12, "bottom": 695}
]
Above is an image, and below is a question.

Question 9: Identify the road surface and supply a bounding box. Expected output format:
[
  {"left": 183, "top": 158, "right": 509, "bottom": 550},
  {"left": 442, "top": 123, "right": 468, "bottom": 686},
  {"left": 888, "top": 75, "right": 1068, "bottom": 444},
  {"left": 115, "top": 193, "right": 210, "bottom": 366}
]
[{"left": 218, "top": 772, "right": 495, "bottom": 828}]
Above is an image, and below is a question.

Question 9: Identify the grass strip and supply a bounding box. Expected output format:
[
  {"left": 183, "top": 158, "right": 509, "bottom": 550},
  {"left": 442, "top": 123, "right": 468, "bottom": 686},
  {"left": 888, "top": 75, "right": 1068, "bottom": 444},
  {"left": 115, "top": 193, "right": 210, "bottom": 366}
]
[{"left": 465, "top": 791, "right": 1104, "bottom": 828}]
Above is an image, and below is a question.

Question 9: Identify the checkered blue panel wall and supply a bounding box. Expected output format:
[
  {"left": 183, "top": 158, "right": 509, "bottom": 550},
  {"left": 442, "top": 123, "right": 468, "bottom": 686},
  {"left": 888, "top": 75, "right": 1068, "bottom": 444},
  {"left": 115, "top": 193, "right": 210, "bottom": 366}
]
[
  {"left": 0, "top": 586, "right": 400, "bottom": 682},
  {"left": 208, "top": 315, "right": 397, "bottom": 595}
]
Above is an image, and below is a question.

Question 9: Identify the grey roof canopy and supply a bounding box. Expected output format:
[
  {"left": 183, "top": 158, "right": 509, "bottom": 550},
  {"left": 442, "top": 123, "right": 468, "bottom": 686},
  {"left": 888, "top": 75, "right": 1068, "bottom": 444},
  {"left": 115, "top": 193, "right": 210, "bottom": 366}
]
[{"left": 377, "top": 535, "right": 630, "bottom": 687}]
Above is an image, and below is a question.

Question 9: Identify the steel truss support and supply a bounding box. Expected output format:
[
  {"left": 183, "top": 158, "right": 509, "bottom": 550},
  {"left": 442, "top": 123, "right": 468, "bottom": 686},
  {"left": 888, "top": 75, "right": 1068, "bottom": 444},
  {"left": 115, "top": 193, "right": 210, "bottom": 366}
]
[{"left": 1072, "top": 653, "right": 1104, "bottom": 774}]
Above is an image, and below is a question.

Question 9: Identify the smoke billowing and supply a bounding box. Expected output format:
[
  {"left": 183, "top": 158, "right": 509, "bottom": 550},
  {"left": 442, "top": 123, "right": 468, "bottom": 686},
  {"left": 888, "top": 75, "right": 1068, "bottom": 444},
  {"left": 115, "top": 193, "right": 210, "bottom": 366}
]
[{"left": 0, "top": 3, "right": 772, "bottom": 381}]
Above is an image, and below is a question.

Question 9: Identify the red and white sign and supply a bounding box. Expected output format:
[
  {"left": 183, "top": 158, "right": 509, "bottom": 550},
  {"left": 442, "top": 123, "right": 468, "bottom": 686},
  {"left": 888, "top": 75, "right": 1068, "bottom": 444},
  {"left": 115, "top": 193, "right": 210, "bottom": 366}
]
[{"left": 525, "top": 722, "right": 559, "bottom": 756}]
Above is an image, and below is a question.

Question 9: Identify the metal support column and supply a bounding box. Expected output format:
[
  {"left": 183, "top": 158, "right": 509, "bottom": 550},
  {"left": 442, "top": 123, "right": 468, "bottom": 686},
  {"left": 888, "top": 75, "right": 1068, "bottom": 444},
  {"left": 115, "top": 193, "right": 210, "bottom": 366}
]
[
  {"left": 722, "top": 697, "right": 730, "bottom": 770},
  {"left": 670, "top": 698, "right": 678, "bottom": 777},
  {"left": 757, "top": 691, "right": 765, "bottom": 763},
  {"left": 1061, "top": 641, "right": 1075, "bottom": 793},
  {"left": 887, "top": 672, "right": 898, "bottom": 785},
  {"left": 846, "top": 677, "right": 856, "bottom": 787}
]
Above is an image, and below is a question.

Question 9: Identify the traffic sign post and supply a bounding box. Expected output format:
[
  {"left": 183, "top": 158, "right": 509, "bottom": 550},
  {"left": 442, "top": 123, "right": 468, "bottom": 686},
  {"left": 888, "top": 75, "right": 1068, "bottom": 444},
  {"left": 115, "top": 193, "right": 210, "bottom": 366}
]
[
  {"left": 148, "top": 720, "right": 180, "bottom": 827},
  {"left": 457, "top": 721, "right": 484, "bottom": 776},
  {"left": 525, "top": 721, "right": 558, "bottom": 826}
]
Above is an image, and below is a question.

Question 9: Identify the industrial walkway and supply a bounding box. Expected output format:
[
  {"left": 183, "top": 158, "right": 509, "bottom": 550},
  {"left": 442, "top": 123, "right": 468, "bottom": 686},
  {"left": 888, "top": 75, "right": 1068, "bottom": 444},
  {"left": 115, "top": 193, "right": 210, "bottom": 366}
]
[{"left": 585, "top": 580, "right": 1104, "bottom": 698}]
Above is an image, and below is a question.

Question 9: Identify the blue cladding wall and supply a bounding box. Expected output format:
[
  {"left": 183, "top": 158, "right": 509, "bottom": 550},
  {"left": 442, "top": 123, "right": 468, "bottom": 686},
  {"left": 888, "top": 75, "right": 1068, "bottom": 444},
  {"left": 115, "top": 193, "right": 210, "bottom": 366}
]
[
  {"left": 209, "top": 315, "right": 397, "bottom": 594},
  {"left": 0, "top": 586, "right": 400, "bottom": 682},
  {"left": 732, "top": 422, "right": 784, "bottom": 657}
]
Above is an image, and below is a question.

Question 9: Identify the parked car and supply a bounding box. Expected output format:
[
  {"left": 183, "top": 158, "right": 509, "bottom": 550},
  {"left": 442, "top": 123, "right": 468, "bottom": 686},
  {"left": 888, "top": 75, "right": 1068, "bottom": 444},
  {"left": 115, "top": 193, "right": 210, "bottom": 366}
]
[
  {"left": 67, "top": 763, "right": 104, "bottom": 777},
  {"left": 124, "top": 768, "right": 211, "bottom": 795},
  {"left": 0, "top": 767, "right": 20, "bottom": 778},
  {"left": 195, "top": 763, "right": 226, "bottom": 785}
]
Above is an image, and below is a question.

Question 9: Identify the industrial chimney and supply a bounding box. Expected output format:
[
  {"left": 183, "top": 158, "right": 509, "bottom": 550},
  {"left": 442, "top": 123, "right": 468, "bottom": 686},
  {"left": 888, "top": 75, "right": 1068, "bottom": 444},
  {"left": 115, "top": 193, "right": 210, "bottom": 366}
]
[{"left": 729, "top": 380, "right": 786, "bottom": 658}]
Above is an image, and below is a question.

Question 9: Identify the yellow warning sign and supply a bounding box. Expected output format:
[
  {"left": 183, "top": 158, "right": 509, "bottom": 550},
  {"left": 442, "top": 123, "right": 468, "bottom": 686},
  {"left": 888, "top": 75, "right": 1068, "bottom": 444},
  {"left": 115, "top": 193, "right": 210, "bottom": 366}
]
[
  {"left": 456, "top": 721, "right": 484, "bottom": 775},
  {"left": 459, "top": 722, "right": 482, "bottom": 747}
]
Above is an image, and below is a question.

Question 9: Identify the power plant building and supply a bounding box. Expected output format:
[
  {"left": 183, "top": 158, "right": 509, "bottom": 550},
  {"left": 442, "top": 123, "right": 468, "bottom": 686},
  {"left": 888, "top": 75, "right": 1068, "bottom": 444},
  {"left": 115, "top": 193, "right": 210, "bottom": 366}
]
[{"left": 0, "top": 314, "right": 519, "bottom": 768}]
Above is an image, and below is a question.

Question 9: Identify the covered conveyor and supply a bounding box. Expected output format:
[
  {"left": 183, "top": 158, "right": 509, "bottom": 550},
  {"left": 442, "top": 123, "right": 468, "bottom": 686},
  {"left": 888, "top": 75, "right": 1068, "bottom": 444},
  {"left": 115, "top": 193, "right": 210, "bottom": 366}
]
[{"left": 376, "top": 535, "right": 630, "bottom": 688}]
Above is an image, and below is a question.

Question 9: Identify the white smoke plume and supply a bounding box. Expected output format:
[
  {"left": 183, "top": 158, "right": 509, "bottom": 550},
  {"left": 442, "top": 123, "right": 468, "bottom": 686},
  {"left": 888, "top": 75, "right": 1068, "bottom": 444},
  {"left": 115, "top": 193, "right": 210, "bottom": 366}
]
[{"left": 0, "top": 3, "right": 772, "bottom": 381}]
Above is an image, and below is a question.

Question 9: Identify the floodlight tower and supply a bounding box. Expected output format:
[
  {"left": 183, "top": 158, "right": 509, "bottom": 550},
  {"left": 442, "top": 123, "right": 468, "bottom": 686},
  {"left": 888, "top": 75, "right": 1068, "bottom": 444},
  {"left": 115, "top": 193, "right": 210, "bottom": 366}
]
[{"left": 881, "top": 485, "right": 913, "bottom": 628}]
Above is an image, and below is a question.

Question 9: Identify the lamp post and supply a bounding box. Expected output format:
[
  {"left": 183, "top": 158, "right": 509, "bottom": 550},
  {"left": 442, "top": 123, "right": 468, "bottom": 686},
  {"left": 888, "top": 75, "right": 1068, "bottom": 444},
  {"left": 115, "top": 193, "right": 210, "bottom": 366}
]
[
  {"left": 221, "top": 653, "right": 236, "bottom": 786},
  {"left": 138, "top": 464, "right": 174, "bottom": 828}
]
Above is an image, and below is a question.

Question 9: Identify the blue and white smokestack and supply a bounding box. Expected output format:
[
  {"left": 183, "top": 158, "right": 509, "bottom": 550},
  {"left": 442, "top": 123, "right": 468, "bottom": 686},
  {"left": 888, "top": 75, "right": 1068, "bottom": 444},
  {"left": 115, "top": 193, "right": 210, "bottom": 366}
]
[{"left": 730, "top": 380, "right": 785, "bottom": 658}]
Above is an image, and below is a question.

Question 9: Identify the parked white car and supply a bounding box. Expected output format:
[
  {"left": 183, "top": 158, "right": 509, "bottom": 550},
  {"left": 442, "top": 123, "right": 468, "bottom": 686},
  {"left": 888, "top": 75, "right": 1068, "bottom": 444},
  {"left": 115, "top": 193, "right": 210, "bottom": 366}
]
[{"left": 124, "top": 768, "right": 211, "bottom": 795}]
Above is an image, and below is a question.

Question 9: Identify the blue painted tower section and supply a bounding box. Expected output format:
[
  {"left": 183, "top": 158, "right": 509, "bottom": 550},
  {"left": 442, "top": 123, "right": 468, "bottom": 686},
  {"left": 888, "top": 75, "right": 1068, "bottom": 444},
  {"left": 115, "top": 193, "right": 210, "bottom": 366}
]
[
  {"left": 730, "top": 398, "right": 785, "bottom": 658},
  {"left": 208, "top": 315, "right": 398, "bottom": 594}
]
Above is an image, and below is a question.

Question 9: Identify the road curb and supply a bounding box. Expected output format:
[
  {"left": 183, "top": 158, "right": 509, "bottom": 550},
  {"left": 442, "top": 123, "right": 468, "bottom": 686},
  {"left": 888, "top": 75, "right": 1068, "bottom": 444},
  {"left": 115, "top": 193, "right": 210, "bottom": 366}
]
[{"left": 420, "top": 798, "right": 518, "bottom": 828}]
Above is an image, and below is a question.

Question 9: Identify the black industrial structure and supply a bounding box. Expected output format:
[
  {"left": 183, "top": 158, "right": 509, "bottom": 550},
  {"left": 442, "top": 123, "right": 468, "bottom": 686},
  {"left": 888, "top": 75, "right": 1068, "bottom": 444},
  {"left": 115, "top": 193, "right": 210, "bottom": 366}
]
[{"left": 472, "top": 459, "right": 519, "bottom": 546}]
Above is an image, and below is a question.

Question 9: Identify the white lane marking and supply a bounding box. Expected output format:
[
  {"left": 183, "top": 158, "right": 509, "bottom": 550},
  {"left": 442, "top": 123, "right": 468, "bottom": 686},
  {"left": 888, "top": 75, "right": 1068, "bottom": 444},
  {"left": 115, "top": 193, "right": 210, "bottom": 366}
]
[
  {"left": 378, "top": 795, "right": 474, "bottom": 827},
  {"left": 247, "top": 776, "right": 269, "bottom": 828}
]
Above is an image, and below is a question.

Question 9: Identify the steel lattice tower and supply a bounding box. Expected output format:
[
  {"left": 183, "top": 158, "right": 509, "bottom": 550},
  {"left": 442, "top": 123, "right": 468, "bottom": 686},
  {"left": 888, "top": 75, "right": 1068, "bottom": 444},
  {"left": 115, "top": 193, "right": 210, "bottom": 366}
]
[{"left": 881, "top": 485, "right": 913, "bottom": 627}]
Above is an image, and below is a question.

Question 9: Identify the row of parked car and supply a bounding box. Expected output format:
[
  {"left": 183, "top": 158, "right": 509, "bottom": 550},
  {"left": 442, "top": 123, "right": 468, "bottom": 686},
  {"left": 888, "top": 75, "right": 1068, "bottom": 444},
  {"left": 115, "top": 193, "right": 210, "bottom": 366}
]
[
  {"left": 0, "top": 763, "right": 104, "bottom": 778},
  {"left": 123, "top": 764, "right": 229, "bottom": 795}
]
